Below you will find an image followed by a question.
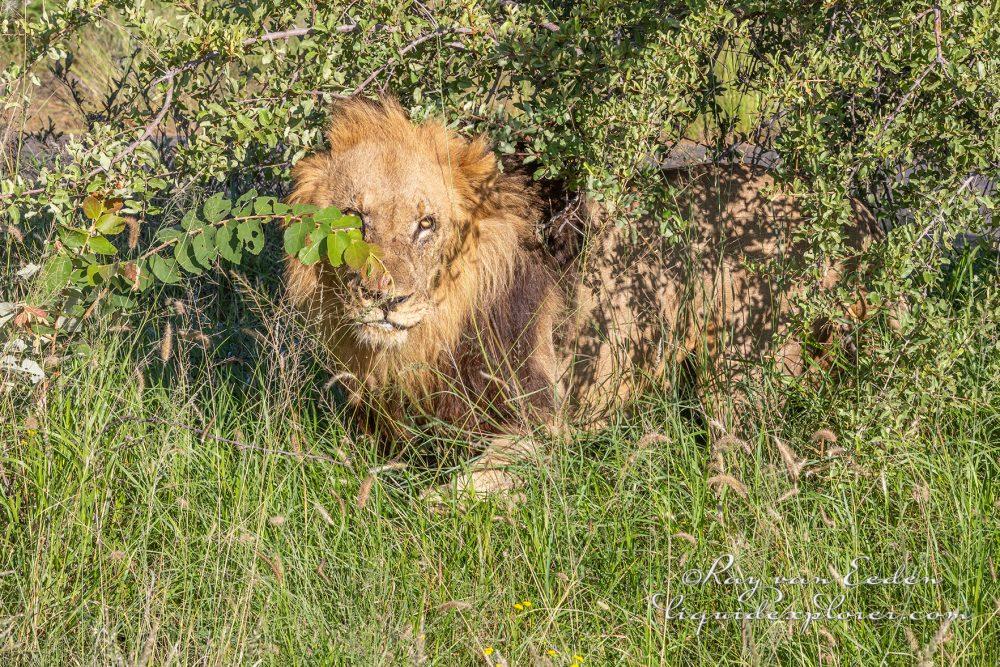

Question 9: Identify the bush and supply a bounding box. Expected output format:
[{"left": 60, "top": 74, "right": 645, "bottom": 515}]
[{"left": 2, "top": 1, "right": 998, "bottom": 424}]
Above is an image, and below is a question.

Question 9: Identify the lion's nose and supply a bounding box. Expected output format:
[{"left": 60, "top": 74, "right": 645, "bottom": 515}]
[
  {"left": 359, "top": 286, "right": 412, "bottom": 311},
  {"left": 382, "top": 293, "right": 412, "bottom": 311}
]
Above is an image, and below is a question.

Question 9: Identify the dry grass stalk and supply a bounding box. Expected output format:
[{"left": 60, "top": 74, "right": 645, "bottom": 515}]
[
  {"left": 312, "top": 501, "right": 335, "bottom": 526},
  {"left": 672, "top": 532, "right": 697, "bottom": 546},
  {"left": 820, "top": 506, "right": 836, "bottom": 527},
  {"left": 260, "top": 553, "right": 284, "bottom": 584},
  {"left": 776, "top": 487, "right": 799, "bottom": 503},
  {"left": 773, "top": 436, "right": 803, "bottom": 482},
  {"left": 356, "top": 475, "right": 375, "bottom": 509},
  {"left": 707, "top": 474, "right": 748, "bottom": 499},
  {"left": 159, "top": 322, "right": 173, "bottom": 362},
  {"left": 716, "top": 434, "right": 752, "bottom": 455},
  {"left": 125, "top": 215, "right": 141, "bottom": 248},
  {"left": 916, "top": 617, "right": 954, "bottom": 666}
]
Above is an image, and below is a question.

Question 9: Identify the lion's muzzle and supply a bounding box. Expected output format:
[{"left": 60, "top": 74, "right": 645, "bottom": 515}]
[{"left": 352, "top": 287, "right": 428, "bottom": 347}]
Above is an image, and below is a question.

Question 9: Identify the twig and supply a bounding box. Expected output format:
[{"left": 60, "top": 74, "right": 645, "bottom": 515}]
[
  {"left": 351, "top": 27, "right": 472, "bottom": 95},
  {"left": 3, "top": 25, "right": 318, "bottom": 200},
  {"left": 913, "top": 174, "right": 976, "bottom": 243},
  {"left": 2, "top": 22, "right": 472, "bottom": 200},
  {"left": 149, "top": 26, "right": 317, "bottom": 89},
  {"left": 86, "top": 79, "right": 174, "bottom": 178},
  {"left": 0, "top": 186, "right": 44, "bottom": 201},
  {"left": 872, "top": 7, "right": 950, "bottom": 144},
  {"left": 849, "top": 7, "right": 951, "bottom": 182}
]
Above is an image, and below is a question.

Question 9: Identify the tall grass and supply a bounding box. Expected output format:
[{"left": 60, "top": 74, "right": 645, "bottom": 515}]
[{"left": 1, "top": 261, "right": 997, "bottom": 664}]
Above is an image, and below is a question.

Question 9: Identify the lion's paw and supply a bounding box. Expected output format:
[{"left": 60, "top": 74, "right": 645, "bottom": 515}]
[{"left": 421, "top": 467, "right": 524, "bottom": 507}]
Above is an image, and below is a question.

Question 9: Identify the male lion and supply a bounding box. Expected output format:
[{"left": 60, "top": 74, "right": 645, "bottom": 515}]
[{"left": 285, "top": 98, "right": 876, "bottom": 495}]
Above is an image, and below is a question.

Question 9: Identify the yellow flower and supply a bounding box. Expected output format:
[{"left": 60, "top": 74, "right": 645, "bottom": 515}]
[
  {"left": 546, "top": 649, "right": 558, "bottom": 656},
  {"left": 574, "top": 655, "right": 584, "bottom": 662},
  {"left": 522, "top": 600, "right": 533, "bottom": 608},
  {"left": 483, "top": 647, "right": 494, "bottom": 656},
  {"left": 514, "top": 603, "right": 523, "bottom": 611}
]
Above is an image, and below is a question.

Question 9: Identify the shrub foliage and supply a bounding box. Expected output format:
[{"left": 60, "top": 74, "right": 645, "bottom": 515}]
[{"left": 1, "top": 1, "right": 998, "bottom": 430}]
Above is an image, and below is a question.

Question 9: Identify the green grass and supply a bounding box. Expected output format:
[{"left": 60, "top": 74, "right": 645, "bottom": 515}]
[{"left": 1, "top": 268, "right": 998, "bottom": 664}]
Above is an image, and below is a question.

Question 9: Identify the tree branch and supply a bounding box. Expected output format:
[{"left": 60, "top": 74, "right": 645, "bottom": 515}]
[
  {"left": 151, "top": 25, "right": 318, "bottom": 88},
  {"left": 86, "top": 79, "right": 174, "bottom": 178},
  {"left": 350, "top": 27, "right": 473, "bottom": 95},
  {"left": 1, "top": 22, "right": 474, "bottom": 201}
]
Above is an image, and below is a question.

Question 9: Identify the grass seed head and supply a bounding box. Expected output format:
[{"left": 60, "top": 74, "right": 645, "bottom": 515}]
[{"left": 159, "top": 322, "right": 173, "bottom": 362}]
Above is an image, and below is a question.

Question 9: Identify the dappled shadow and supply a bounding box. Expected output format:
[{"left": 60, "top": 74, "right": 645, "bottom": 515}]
[{"left": 558, "top": 163, "right": 875, "bottom": 419}]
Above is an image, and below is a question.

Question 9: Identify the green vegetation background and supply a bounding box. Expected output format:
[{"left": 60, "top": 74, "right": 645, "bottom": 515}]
[{"left": 1, "top": 1, "right": 998, "bottom": 664}]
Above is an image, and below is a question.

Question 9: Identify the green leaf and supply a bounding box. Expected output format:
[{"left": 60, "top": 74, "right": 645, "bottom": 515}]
[
  {"left": 202, "top": 193, "right": 232, "bottom": 222},
  {"left": 313, "top": 206, "right": 343, "bottom": 224},
  {"left": 233, "top": 189, "right": 259, "bottom": 217},
  {"left": 135, "top": 261, "right": 155, "bottom": 292},
  {"left": 58, "top": 226, "right": 88, "bottom": 250},
  {"left": 283, "top": 220, "right": 311, "bottom": 256},
  {"left": 343, "top": 240, "right": 370, "bottom": 270},
  {"left": 326, "top": 230, "right": 350, "bottom": 267},
  {"left": 340, "top": 213, "right": 363, "bottom": 229},
  {"left": 88, "top": 235, "right": 117, "bottom": 255},
  {"left": 174, "top": 237, "right": 204, "bottom": 275},
  {"left": 216, "top": 222, "right": 243, "bottom": 264},
  {"left": 96, "top": 213, "right": 125, "bottom": 235},
  {"left": 149, "top": 255, "right": 181, "bottom": 284},
  {"left": 254, "top": 196, "right": 277, "bottom": 216},
  {"left": 237, "top": 219, "right": 265, "bottom": 255},
  {"left": 86, "top": 262, "right": 113, "bottom": 285},
  {"left": 181, "top": 210, "right": 202, "bottom": 231},
  {"left": 192, "top": 230, "right": 218, "bottom": 267},
  {"left": 235, "top": 188, "right": 258, "bottom": 208},
  {"left": 82, "top": 195, "right": 104, "bottom": 221},
  {"left": 298, "top": 235, "right": 324, "bottom": 265},
  {"left": 38, "top": 255, "right": 73, "bottom": 295},
  {"left": 108, "top": 294, "right": 136, "bottom": 310},
  {"left": 155, "top": 228, "right": 185, "bottom": 243},
  {"left": 291, "top": 203, "right": 319, "bottom": 217}
]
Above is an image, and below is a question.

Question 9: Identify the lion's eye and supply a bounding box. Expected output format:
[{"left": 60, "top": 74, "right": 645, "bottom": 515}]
[{"left": 417, "top": 216, "right": 436, "bottom": 235}]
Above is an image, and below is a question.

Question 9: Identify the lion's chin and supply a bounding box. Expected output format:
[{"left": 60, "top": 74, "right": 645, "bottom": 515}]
[{"left": 355, "top": 321, "right": 413, "bottom": 348}]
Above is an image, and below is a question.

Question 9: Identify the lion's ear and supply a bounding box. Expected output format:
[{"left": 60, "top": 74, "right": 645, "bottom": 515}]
[{"left": 450, "top": 135, "right": 501, "bottom": 196}]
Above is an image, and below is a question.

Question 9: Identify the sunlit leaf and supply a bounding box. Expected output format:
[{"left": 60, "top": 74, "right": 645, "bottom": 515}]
[
  {"left": 149, "top": 255, "right": 181, "bottom": 284},
  {"left": 237, "top": 219, "right": 265, "bottom": 255},
  {"left": 96, "top": 213, "right": 125, "bottom": 235},
  {"left": 343, "top": 240, "right": 370, "bottom": 270},
  {"left": 216, "top": 222, "right": 243, "bottom": 263},
  {"left": 88, "top": 235, "right": 117, "bottom": 255},
  {"left": 203, "top": 193, "right": 232, "bottom": 222},
  {"left": 175, "top": 237, "right": 204, "bottom": 275},
  {"left": 82, "top": 195, "right": 104, "bottom": 221},
  {"left": 283, "top": 220, "right": 311, "bottom": 256}
]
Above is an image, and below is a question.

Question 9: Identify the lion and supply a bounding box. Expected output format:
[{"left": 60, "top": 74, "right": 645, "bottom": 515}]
[{"left": 285, "top": 98, "right": 878, "bottom": 495}]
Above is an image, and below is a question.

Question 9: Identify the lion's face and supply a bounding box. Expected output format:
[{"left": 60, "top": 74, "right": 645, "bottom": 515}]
[
  {"left": 330, "top": 141, "right": 463, "bottom": 348},
  {"left": 289, "top": 100, "right": 501, "bottom": 350}
]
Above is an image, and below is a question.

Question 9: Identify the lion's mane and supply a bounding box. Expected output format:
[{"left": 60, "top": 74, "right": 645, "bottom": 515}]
[{"left": 285, "top": 99, "right": 562, "bottom": 432}]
